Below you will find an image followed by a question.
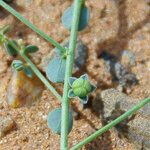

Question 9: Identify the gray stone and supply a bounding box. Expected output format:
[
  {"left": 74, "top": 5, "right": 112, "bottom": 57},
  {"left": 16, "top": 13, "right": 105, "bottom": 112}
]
[
  {"left": 39, "top": 39, "right": 88, "bottom": 73},
  {"left": 93, "top": 88, "right": 150, "bottom": 150},
  {"left": 121, "top": 50, "right": 136, "bottom": 66},
  {"left": 100, "top": 51, "right": 138, "bottom": 88}
]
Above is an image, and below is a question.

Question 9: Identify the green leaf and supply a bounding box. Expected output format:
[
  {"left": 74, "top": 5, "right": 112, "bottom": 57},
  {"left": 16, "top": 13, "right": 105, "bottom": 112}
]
[
  {"left": 47, "top": 108, "right": 73, "bottom": 135},
  {"left": 69, "top": 77, "right": 77, "bottom": 86},
  {"left": 12, "top": 60, "right": 24, "bottom": 71},
  {"left": 81, "top": 74, "right": 88, "bottom": 80},
  {"left": 23, "top": 45, "right": 39, "bottom": 55},
  {"left": 68, "top": 89, "right": 76, "bottom": 98},
  {"left": 46, "top": 57, "right": 66, "bottom": 83},
  {"left": 4, "top": 40, "right": 18, "bottom": 56},
  {"left": 91, "top": 84, "right": 96, "bottom": 92},
  {"left": 61, "top": 6, "right": 90, "bottom": 31},
  {"left": 23, "top": 66, "right": 33, "bottom": 78},
  {"left": 79, "top": 96, "right": 89, "bottom": 104}
]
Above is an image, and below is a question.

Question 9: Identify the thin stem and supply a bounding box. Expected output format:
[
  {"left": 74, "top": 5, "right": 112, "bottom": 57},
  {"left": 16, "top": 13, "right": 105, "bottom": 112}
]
[
  {"left": 71, "top": 97, "right": 150, "bottom": 150},
  {"left": 0, "top": 0, "right": 66, "bottom": 54},
  {"left": 60, "top": 0, "right": 83, "bottom": 150},
  {"left": 6, "top": 39, "right": 62, "bottom": 101},
  {"left": 22, "top": 54, "right": 62, "bottom": 101}
]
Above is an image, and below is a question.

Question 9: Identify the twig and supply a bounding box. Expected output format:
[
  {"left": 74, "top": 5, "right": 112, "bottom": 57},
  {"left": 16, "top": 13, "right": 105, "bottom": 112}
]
[{"left": 70, "top": 97, "right": 150, "bottom": 150}]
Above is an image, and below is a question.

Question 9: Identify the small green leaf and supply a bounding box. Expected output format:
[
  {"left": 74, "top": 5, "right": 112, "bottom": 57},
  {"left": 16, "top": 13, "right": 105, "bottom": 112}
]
[
  {"left": 12, "top": 60, "right": 24, "bottom": 71},
  {"left": 91, "top": 84, "right": 96, "bottom": 92},
  {"left": 47, "top": 108, "right": 73, "bottom": 135},
  {"left": 23, "top": 66, "right": 33, "bottom": 78},
  {"left": 46, "top": 57, "right": 66, "bottom": 83},
  {"left": 61, "top": 5, "right": 90, "bottom": 31},
  {"left": 23, "top": 45, "right": 39, "bottom": 55},
  {"left": 79, "top": 96, "right": 89, "bottom": 104},
  {"left": 12, "top": 60, "right": 33, "bottom": 78},
  {"left": 68, "top": 89, "right": 76, "bottom": 98},
  {"left": 81, "top": 74, "right": 88, "bottom": 80},
  {"left": 69, "top": 77, "right": 77, "bottom": 86},
  {"left": 4, "top": 40, "right": 18, "bottom": 56}
]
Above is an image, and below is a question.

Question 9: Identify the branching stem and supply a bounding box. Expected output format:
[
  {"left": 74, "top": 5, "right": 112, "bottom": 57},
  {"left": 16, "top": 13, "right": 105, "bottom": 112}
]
[
  {"left": 0, "top": 0, "right": 66, "bottom": 54},
  {"left": 4, "top": 37, "right": 62, "bottom": 101}
]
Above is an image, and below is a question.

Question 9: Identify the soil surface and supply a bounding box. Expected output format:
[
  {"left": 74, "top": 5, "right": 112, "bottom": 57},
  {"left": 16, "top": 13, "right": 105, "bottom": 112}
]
[{"left": 0, "top": 0, "right": 150, "bottom": 149}]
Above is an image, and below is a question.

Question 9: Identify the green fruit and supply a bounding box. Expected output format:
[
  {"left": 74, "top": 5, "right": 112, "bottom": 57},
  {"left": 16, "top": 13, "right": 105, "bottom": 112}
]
[{"left": 72, "top": 78, "right": 91, "bottom": 97}]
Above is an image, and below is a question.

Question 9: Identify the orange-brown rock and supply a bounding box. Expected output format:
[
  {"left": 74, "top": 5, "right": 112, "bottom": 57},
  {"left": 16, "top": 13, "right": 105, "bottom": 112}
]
[{"left": 7, "top": 70, "right": 44, "bottom": 108}]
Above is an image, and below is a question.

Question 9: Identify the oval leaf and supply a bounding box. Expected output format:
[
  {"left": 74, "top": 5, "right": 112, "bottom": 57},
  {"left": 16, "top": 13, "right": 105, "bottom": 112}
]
[
  {"left": 61, "top": 6, "right": 90, "bottom": 31},
  {"left": 47, "top": 108, "right": 73, "bottom": 135},
  {"left": 46, "top": 57, "right": 66, "bottom": 83},
  {"left": 4, "top": 40, "right": 18, "bottom": 56},
  {"left": 12, "top": 60, "right": 24, "bottom": 71},
  {"left": 24, "top": 45, "right": 39, "bottom": 55},
  {"left": 23, "top": 66, "right": 33, "bottom": 78}
]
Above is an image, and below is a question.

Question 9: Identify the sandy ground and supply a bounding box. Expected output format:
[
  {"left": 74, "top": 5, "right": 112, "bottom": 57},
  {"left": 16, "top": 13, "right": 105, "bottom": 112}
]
[{"left": 0, "top": 0, "right": 150, "bottom": 149}]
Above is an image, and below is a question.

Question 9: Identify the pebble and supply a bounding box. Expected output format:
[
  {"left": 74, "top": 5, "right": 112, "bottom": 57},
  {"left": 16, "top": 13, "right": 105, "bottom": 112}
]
[
  {"left": 100, "top": 51, "right": 138, "bottom": 88},
  {"left": 39, "top": 39, "right": 88, "bottom": 73},
  {"left": 0, "top": 116, "right": 15, "bottom": 138},
  {"left": 93, "top": 88, "right": 150, "bottom": 150},
  {"left": 7, "top": 70, "right": 44, "bottom": 108},
  {"left": 121, "top": 50, "right": 136, "bottom": 67}
]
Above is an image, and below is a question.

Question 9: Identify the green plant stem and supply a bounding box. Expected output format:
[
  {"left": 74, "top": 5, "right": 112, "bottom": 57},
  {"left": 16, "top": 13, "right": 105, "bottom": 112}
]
[
  {"left": 71, "top": 97, "right": 150, "bottom": 150},
  {"left": 60, "top": 0, "right": 83, "bottom": 149},
  {"left": 5, "top": 38, "right": 62, "bottom": 101},
  {"left": 0, "top": 0, "right": 66, "bottom": 54}
]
